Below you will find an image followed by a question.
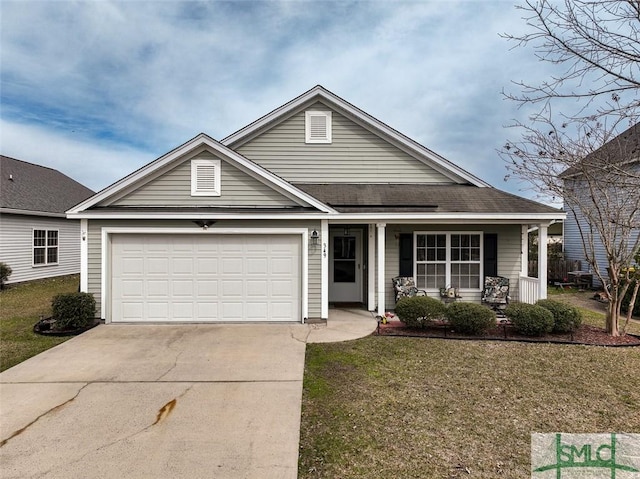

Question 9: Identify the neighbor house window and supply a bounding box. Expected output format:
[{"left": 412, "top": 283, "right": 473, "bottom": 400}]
[
  {"left": 415, "top": 232, "right": 482, "bottom": 290},
  {"left": 33, "top": 229, "right": 58, "bottom": 266},
  {"left": 191, "top": 159, "right": 221, "bottom": 196},
  {"left": 305, "top": 111, "right": 332, "bottom": 143}
]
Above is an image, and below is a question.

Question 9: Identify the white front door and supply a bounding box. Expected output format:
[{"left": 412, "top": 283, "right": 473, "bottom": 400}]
[{"left": 329, "top": 230, "right": 362, "bottom": 303}]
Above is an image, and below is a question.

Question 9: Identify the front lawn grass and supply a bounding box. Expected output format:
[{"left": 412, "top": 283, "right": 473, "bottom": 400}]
[
  {"left": 0, "top": 275, "right": 79, "bottom": 372},
  {"left": 299, "top": 336, "right": 640, "bottom": 478}
]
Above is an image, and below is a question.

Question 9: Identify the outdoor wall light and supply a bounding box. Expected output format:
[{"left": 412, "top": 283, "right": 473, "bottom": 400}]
[
  {"left": 193, "top": 220, "right": 217, "bottom": 230},
  {"left": 344, "top": 226, "right": 350, "bottom": 236},
  {"left": 310, "top": 229, "right": 319, "bottom": 246}
]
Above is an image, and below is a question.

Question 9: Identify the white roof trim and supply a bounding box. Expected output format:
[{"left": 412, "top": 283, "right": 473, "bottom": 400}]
[
  {"left": 1, "top": 208, "right": 67, "bottom": 218},
  {"left": 67, "top": 134, "right": 337, "bottom": 215},
  {"left": 68, "top": 210, "right": 565, "bottom": 223},
  {"left": 222, "top": 85, "right": 490, "bottom": 188}
]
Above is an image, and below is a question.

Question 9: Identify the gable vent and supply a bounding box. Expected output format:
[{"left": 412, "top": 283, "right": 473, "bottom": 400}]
[
  {"left": 191, "top": 159, "right": 221, "bottom": 196},
  {"left": 305, "top": 111, "right": 332, "bottom": 143}
]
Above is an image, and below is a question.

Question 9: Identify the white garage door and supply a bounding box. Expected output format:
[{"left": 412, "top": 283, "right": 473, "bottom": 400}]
[{"left": 111, "top": 234, "right": 301, "bottom": 322}]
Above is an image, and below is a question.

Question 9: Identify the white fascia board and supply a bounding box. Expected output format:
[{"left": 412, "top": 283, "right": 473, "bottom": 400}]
[
  {"left": 67, "top": 133, "right": 336, "bottom": 215},
  {"left": 222, "top": 86, "right": 490, "bottom": 188},
  {"left": 1, "top": 208, "right": 66, "bottom": 218},
  {"left": 68, "top": 210, "right": 565, "bottom": 223}
]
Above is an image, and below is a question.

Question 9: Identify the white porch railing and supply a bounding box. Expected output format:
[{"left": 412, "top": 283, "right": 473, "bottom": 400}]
[{"left": 519, "top": 276, "right": 541, "bottom": 304}]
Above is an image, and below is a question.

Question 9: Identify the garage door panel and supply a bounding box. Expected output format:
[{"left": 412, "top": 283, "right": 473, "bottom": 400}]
[
  {"left": 246, "top": 302, "right": 268, "bottom": 320},
  {"left": 197, "top": 302, "right": 218, "bottom": 320},
  {"left": 246, "top": 280, "right": 268, "bottom": 297},
  {"left": 147, "top": 257, "right": 169, "bottom": 275},
  {"left": 172, "top": 302, "right": 194, "bottom": 320},
  {"left": 247, "top": 258, "right": 268, "bottom": 275},
  {"left": 172, "top": 258, "right": 194, "bottom": 275},
  {"left": 111, "top": 234, "right": 300, "bottom": 322},
  {"left": 197, "top": 280, "right": 218, "bottom": 298},
  {"left": 271, "top": 257, "right": 295, "bottom": 275},
  {"left": 198, "top": 258, "right": 218, "bottom": 274},
  {"left": 172, "top": 280, "right": 194, "bottom": 297},
  {"left": 222, "top": 257, "right": 244, "bottom": 275},
  {"left": 222, "top": 302, "right": 244, "bottom": 320}
]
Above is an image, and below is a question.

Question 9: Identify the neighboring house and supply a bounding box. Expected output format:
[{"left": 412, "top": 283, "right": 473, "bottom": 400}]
[
  {"left": 563, "top": 122, "right": 640, "bottom": 287},
  {"left": 0, "top": 156, "right": 94, "bottom": 284},
  {"left": 67, "top": 86, "right": 564, "bottom": 323}
]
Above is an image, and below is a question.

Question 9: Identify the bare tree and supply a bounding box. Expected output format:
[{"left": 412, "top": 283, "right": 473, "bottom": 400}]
[{"left": 501, "top": 0, "right": 640, "bottom": 335}]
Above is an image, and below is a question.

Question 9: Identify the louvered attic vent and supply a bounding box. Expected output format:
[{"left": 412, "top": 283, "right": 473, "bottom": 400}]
[
  {"left": 305, "top": 110, "right": 332, "bottom": 143},
  {"left": 191, "top": 159, "right": 221, "bottom": 196}
]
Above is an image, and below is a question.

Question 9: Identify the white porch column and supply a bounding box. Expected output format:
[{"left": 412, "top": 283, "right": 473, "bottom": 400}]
[
  {"left": 376, "top": 223, "right": 386, "bottom": 317},
  {"left": 521, "top": 224, "right": 529, "bottom": 277},
  {"left": 321, "top": 219, "right": 329, "bottom": 319},
  {"left": 538, "top": 223, "right": 548, "bottom": 300},
  {"left": 80, "top": 219, "right": 88, "bottom": 293},
  {"left": 367, "top": 224, "right": 376, "bottom": 311}
]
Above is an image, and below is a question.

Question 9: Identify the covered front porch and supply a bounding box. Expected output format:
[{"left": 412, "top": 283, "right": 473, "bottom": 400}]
[{"left": 320, "top": 221, "right": 552, "bottom": 319}]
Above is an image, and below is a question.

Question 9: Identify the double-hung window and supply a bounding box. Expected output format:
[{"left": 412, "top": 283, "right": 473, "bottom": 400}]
[
  {"left": 415, "top": 232, "right": 482, "bottom": 290},
  {"left": 33, "top": 229, "right": 58, "bottom": 266}
]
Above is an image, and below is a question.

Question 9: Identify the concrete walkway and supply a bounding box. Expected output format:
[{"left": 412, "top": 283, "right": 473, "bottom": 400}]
[{"left": 0, "top": 309, "right": 377, "bottom": 479}]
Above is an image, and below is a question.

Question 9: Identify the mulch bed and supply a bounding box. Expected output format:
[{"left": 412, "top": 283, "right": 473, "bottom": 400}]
[{"left": 377, "top": 320, "right": 640, "bottom": 347}]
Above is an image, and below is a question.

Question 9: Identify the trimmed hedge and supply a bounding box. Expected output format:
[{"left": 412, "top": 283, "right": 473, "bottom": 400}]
[
  {"left": 51, "top": 292, "right": 96, "bottom": 331},
  {"left": 536, "top": 299, "right": 582, "bottom": 333},
  {"left": 394, "top": 296, "right": 446, "bottom": 328},
  {"left": 445, "top": 302, "right": 496, "bottom": 335},
  {"left": 505, "top": 303, "right": 554, "bottom": 337}
]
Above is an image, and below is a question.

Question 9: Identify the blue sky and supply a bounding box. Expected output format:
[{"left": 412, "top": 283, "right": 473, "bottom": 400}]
[{"left": 1, "top": 0, "right": 556, "bottom": 198}]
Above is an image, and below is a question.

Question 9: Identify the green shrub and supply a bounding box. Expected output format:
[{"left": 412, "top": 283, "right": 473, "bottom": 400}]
[
  {"left": 51, "top": 292, "right": 96, "bottom": 330},
  {"left": 445, "top": 302, "right": 496, "bottom": 335},
  {"left": 505, "top": 303, "right": 554, "bottom": 337},
  {"left": 0, "top": 262, "right": 12, "bottom": 290},
  {"left": 394, "top": 296, "right": 446, "bottom": 328},
  {"left": 536, "top": 299, "right": 582, "bottom": 333}
]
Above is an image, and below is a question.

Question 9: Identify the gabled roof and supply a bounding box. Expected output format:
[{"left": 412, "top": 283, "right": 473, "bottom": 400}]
[
  {"left": 562, "top": 122, "right": 640, "bottom": 177},
  {"left": 68, "top": 134, "right": 337, "bottom": 215},
  {"left": 222, "top": 85, "right": 490, "bottom": 188},
  {"left": 0, "top": 155, "right": 94, "bottom": 217},
  {"left": 294, "top": 183, "right": 562, "bottom": 214}
]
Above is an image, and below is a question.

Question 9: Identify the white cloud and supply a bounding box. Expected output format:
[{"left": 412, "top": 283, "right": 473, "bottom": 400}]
[
  {"left": 0, "top": 0, "right": 569, "bottom": 201},
  {"left": 0, "top": 119, "right": 156, "bottom": 192}
]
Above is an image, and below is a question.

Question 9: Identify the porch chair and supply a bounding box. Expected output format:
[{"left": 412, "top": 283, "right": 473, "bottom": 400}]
[
  {"left": 481, "top": 276, "right": 510, "bottom": 315},
  {"left": 392, "top": 276, "right": 427, "bottom": 303}
]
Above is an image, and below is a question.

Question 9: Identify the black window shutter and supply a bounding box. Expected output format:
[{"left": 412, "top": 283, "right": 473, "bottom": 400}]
[
  {"left": 399, "top": 234, "right": 413, "bottom": 277},
  {"left": 483, "top": 233, "right": 498, "bottom": 278}
]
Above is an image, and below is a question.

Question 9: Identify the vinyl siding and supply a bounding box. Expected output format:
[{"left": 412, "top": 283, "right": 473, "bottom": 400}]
[
  {"left": 86, "top": 219, "right": 321, "bottom": 320},
  {"left": 382, "top": 224, "right": 522, "bottom": 309},
  {"left": 0, "top": 213, "right": 82, "bottom": 283},
  {"left": 108, "top": 152, "right": 301, "bottom": 208},
  {"left": 563, "top": 166, "right": 640, "bottom": 287},
  {"left": 236, "top": 103, "right": 457, "bottom": 184}
]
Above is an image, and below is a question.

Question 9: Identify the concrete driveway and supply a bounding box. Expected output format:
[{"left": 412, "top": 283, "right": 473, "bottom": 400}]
[{"left": 0, "top": 310, "right": 376, "bottom": 479}]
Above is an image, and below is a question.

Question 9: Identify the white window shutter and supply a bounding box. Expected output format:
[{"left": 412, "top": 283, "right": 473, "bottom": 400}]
[{"left": 305, "top": 111, "right": 332, "bottom": 143}]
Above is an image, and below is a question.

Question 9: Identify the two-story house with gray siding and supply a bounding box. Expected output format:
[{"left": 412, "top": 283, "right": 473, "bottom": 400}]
[
  {"left": 67, "top": 86, "right": 564, "bottom": 323},
  {"left": 563, "top": 122, "right": 640, "bottom": 287}
]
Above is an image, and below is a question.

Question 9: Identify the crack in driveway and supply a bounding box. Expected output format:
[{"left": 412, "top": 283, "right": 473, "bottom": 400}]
[{"left": 0, "top": 382, "right": 90, "bottom": 448}]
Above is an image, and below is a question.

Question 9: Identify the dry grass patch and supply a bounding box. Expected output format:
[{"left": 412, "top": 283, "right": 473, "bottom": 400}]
[
  {"left": 299, "top": 337, "right": 640, "bottom": 478},
  {"left": 0, "top": 275, "right": 79, "bottom": 371}
]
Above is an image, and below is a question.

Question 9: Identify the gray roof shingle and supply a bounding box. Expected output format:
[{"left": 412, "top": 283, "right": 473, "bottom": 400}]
[
  {"left": 293, "top": 183, "right": 562, "bottom": 214},
  {"left": 0, "top": 156, "right": 95, "bottom": 215}
]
